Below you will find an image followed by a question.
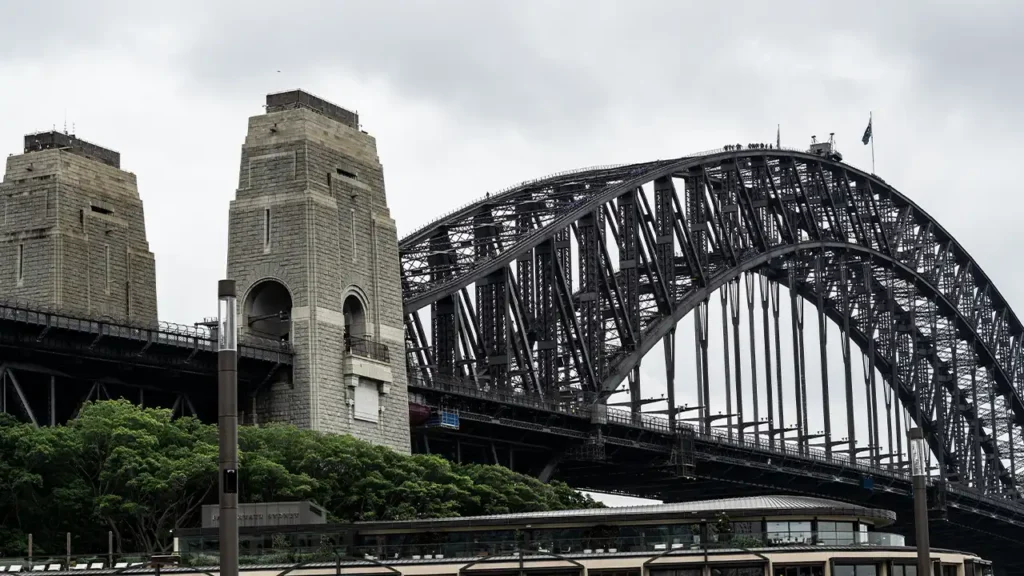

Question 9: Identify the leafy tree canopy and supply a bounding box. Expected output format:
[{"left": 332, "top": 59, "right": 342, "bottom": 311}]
[{"left": 0, "top": 400, "right": 601, "bottom": 556}]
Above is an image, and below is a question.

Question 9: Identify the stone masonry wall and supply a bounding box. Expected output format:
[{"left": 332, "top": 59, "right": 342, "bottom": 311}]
[
  {"left": 227, "top": 97, "right": 410, "bottom": 453},
  {"left": 0, "top": 146, "right": 158, "bottom": 325}
]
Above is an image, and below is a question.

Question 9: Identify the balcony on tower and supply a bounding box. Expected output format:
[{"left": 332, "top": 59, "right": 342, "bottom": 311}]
[{"left": 344, "top": 334, "right": 390, "bottom": 364}]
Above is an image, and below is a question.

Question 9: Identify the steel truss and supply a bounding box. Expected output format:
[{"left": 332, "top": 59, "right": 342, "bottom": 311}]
[
  {"left": 400, "top": 149, "right": 1024, "bottom": 506},
  {"left": 0, "top": 361, "right": 206, "bottom": 426}
]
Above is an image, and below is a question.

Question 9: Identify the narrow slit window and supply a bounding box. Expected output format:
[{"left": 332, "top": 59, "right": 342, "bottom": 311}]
[
  {"left": 16, "top": 244, "right": 24, "bottom": 283},
  {"left": 263, "top": 208, "right": 271, "bottom": 251},
  {"left": 351, "top": 208, "right": 357, "bottom": 262},
  {"left": 337, "top": 167, "right": 357, "bottom": 180},
  {"left": 126, "top": 254, "right": 132, "bottom": 318},
  {"left": 90, "top": 205, "right": 113, "bottom": 215},
  {"left": 104, "top": 244, "right": 110, "bottom": 293}
]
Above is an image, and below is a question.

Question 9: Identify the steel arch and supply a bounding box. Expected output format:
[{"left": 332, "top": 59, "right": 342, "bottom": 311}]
[{"left": 400, "top": 147, "right": 1024, "bottom": 498}]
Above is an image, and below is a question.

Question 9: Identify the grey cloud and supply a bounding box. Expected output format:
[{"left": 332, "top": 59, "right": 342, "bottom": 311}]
[
  {"left": 183, "top": 1, "right": 612, "bottom": 136},
  {"left": 168, "top": 0, "right": 1024, "bottom": 148}
]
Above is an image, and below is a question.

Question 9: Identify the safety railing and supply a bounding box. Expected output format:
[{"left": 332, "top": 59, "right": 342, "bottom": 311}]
[
  {"left": 408, "top": 374, "right": 912, "bottom": 481},
  {"left": 0, "top": 553, "right": 151, "bottom": 573},
  {"left": 350, "top": 530, "right": 907, "bottom": 562},
  {"left": 399, "top": 142, "right": 829, "bottom": 248},
  {"left": 345, "top": 335, "right": 390, "bottom": 363},
  {"left": 400, "top": 162, "right": 645, "bottom": 245},
  {"left": 178, "top": 547, "right": 345, "bottom": 567},
  {"left": 0, "top": 298, "right": 292, "bottom": 358}
]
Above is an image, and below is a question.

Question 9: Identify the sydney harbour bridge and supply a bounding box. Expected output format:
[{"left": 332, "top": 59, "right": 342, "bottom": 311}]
[{"left": 1, "top": 139, "right": 1023, "bottom": 569}]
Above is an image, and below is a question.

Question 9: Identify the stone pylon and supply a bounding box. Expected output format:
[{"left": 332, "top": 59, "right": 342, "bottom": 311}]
[
  {"left": 0, "top": 131, "right": 158, "bottom": 325},
  {"left": 226, "top": 90, "right": 410, "bottom": 453}
]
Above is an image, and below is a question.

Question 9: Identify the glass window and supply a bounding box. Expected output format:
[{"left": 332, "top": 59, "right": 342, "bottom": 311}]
[
  {"left": 892, "top": 565, "right": 918, "bottom": 576},
  {"left": 774, "top": 565, "right": 824, "bottom": 576},
  {"left": 767, "top": 521, "right": 812, "bottom": 544},
  {"left": 732, "top": 521, "right": 760, "bottom": 535},
  {"left": 833, "top": 565, "right": 876, "bottom": 576},
  {"left": 942, "top": 565, "right": 958, "bottom": 576},
  {"left": 818, "top": 521, "right": 855, "bottom": 545}
]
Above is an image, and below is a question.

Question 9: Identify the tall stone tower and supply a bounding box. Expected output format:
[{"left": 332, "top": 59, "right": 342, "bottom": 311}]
[
  {"left": 0, "top": 132, "right": 158, "bottom": 325},
  {"left": 227, "top": 90, "right": 410, "bottom": 453}
]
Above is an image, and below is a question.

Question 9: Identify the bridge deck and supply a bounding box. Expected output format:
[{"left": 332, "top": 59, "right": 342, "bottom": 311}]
[{"left": 0, "top": 300, "right": 292, "bottom": 424}]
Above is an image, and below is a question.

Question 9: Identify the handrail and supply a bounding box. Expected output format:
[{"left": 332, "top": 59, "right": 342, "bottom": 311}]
[
  {"left": 400, "top": 161, "right": 641, "bottom": 244},
  {"left": 345, "top": 335, "right": 390, "bottom": 363},
  {"left": 416, "top": 375, "right": 1024, "bottom": 514},
  {"left": 408, "top": 374, "right": 1024, "bottom": 501},
  {"left": 0, "top": 298, "right": 291, "bottom": 355},
  {"left": 399, "top": 143, "right": 830, "bottom": 248}
]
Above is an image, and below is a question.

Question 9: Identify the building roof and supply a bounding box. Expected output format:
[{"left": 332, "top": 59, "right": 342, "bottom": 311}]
[{"left": 354, "top": 495, "right": 897, "bottom": 531}]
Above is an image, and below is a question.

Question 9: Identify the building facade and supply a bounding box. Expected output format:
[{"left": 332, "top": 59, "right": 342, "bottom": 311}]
[
  {"left": 226, "top": 90, "right": 410, "bottom": 452},
  {"left": 0, "top": 131, "right": 158, "bottom": 325}
]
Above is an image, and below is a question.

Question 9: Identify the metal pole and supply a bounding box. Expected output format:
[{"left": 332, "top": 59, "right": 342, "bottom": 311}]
[
  {"left": 108, "top": 531, "right": 113, "bottom": 568},
  {"left": 909, "top": 427, "right": 930, "bottom": 576},
  {"left": 217, "top": 279, "right": 239, "bottom": 576},
  {"left": 870, "top": 111, "right": 876, "bottom": 174}
]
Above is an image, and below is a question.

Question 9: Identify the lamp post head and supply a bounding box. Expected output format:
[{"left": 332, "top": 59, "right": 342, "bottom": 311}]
[
  {"left": 218, "top": 279, "right": 238, "bottom": 352},
  {"left": 909, "top": 427, "right": 928, "bottom": 478},
  {"left": 218, "top": 279, "right": 237, "bottom": 299}
]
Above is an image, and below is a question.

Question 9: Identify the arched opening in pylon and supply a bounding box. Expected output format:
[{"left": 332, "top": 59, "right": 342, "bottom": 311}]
[
  {"left": 343, "top": 294, "right": 367, "bottom": 338},
  {"left": 245, "top": 279, "right": 292, "bottom": 341}
]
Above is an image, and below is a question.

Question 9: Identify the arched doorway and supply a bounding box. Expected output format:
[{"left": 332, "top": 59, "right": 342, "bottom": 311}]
[
  {"left": 245, "top": 280, "right": 292, "bottom": 341},
  {"left": 343, "top": 294, "right": 366, "bottom": 338}
]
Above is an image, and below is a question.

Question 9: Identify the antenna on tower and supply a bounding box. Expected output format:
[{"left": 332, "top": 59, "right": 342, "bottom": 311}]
[{"left": 64, "top": 109, "right": 67, "bottom": 135}]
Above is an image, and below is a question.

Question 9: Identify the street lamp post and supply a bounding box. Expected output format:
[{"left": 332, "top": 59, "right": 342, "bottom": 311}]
[
  {"left": 218, "top": 280, "right": 239, "bottom": 576},
  {"left": 909, "top": 427, "right": 931, "bottom": 576}
]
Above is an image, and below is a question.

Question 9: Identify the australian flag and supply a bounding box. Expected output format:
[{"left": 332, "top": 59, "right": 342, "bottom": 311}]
[{"left": 862, "top": 117, "right": 872, "bottom": 145}]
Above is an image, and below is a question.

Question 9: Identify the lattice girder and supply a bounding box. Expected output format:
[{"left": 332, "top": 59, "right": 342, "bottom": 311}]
[{"left": 401, "top": 149, "right": 1024, "bottom": 498}]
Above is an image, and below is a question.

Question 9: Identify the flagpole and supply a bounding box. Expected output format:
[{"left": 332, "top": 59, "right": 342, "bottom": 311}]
[{"left": 870, "top": 111, "right": 875, "bottom": 174}]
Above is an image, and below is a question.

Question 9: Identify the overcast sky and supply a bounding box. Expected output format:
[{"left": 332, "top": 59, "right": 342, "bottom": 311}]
[{"left": 3, "top": 0, "right": 1023, "bottom": 505}]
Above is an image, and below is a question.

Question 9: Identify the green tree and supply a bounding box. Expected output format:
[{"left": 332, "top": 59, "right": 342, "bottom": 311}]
[
  {"left": 46, "top": 400, "right": 219, "bottom": 553},
  {"left": 0, "top": 414, "right": 48, "bottom": 554},
  {"left": 0, "top": 400, "right": 602, "bottom": 557},
  {"left": 457, "top": 464, "right": 599, "bottom": 515}
]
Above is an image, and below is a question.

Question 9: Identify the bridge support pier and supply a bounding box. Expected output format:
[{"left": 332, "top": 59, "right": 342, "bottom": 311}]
[{"left": 226, "top": 90, "right": 410, "bottom": 453}]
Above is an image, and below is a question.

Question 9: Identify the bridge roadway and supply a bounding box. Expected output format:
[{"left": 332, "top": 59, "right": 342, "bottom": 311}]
[
  {"left": 408, "top": 376, "right": 1024, "bottom": 573},
  {"left": 0, "top": 298, "right": 290, "bottom": 424}
]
